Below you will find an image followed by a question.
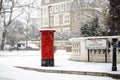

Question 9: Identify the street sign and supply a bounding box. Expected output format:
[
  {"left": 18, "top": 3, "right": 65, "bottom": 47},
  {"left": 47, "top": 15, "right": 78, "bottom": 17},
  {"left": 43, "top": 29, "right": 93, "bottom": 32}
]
[{"left": 86, "top": 39, "right": 107, "bottom": 49}]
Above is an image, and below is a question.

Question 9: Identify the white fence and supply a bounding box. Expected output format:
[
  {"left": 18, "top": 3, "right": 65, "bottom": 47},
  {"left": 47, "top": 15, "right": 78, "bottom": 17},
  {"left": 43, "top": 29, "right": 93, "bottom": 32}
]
[{"left": 69, "top": 36, "right": 120, "bottom": 63}]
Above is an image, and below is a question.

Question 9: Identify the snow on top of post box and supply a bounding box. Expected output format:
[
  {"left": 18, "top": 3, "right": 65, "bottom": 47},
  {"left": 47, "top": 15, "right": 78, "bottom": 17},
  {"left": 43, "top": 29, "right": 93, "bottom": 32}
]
[{"left": 40, "top": 29, "right": 56, "bottom": 32}]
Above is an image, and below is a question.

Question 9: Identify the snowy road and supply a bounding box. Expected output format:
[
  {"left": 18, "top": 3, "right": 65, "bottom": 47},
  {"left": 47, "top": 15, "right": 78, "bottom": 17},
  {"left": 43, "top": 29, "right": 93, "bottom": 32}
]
[{"left": 0, "top": 50, "right": 119, "bottom": 80}]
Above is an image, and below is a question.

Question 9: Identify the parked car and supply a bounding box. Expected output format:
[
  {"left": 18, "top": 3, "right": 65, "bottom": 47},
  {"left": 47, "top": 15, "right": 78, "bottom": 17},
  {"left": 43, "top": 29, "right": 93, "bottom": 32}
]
[
  {"left": 12, "top": 44, "right": 25, "bottom": 50},
  {"left": 13, "top": 44, "right": 39, "bottom": 50}
]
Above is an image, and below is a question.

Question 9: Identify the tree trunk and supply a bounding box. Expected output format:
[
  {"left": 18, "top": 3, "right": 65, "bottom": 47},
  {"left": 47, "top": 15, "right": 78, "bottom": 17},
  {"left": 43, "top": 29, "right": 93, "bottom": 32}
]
[
  {"left": 0, "top": 30, "right": 7, "bottom": 50},
  {"left": 109, "top": 0, "right": 120, "bottom": 36},
  {"left": 0, "top": 0, "right": 3, "bottom": 13}
]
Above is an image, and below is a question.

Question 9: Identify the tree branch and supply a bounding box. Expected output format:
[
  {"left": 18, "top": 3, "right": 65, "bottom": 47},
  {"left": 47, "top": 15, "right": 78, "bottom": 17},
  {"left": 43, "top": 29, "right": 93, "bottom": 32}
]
[
  {"left": 0, "top": 11, "right": 11, "bottom": 14},
  {"left": 7, "top": 0, "right": 14, "bottom": 26}
]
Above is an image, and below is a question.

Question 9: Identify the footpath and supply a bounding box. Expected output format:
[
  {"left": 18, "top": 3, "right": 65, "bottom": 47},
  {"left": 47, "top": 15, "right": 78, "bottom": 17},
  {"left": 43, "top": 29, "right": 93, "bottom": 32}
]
[
  {"left": 13, "top": 50, "right": 120, "bottom": 79},
  {"left": 16, "top": 66, "right": 120, "bottom": 79}
]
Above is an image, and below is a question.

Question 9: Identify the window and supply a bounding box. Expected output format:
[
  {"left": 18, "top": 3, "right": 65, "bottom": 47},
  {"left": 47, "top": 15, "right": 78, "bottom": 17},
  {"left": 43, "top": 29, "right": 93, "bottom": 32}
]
[
  {"left": 63, "top": 28, "right": 70, "bottom": 33},
  {"left": 60, "top": 3, "right": 64, "bottom": 11},
  {"left": 63, "top": 14, "right": 70, "bottom": 25},
  {"left": 54, "top": 14, "right": 59, "bottom": 26},
  {"left": 50, "top": 16, "right": 54, "bottom": 26},
  {"left": 65, "top": 2, "right": 70, "bottom": 11},
  {"left": 54, "top": 5, "right": 59, "bottom": 12},
  {"left": 50, "top": 7, "right": 53, "bottom": 13},
  {"left": 42, "top": 7, "right": 48, "bottom": 14},
  {"left": 42, "top": 16, "right": 49, "bottom": 26},
  {"left": 67, "top": 2, "right": 70, "bottom": 10},
  {"left": 59, "top": 15, "right": 63, "bottom": 25}
]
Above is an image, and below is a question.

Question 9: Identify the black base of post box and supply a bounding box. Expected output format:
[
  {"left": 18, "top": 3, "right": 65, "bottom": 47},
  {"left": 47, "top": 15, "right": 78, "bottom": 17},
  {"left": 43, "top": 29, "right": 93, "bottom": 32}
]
[
  {"left": 49, "top": 59, "right": 54, "bottom": 66},
  {"left": 41, "top": 59, "right": 54, "bottom": 66},
  {"left": 41, "top": 59, "right": 49, "bottom": 66}
]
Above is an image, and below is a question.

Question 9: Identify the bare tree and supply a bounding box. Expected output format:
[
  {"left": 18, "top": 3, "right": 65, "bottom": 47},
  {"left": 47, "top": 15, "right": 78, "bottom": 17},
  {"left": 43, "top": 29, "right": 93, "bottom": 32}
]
[
  {"left": 70, "top": 0, "right": 99, "bottom": 30},
  {"left": 6, "top": 20, "right": 25, "bottom": 47},
  {"left": 70, "top": 0, "right": 110, "bottom": 36},
  {"left": 22, "top": 0, "right": 40, "bottom": 50},
  {"left": 0, "top": 0, "right": 23, "bottom": 50},
  {"left": 24, "top": 0, "right": 31, "bottom": 50}
]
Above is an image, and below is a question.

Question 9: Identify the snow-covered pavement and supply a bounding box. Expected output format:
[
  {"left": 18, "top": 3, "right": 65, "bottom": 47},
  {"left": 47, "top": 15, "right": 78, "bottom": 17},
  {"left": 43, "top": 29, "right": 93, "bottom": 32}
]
[{"left": 0, "top": 50, "right": 119, "bottom": 80}]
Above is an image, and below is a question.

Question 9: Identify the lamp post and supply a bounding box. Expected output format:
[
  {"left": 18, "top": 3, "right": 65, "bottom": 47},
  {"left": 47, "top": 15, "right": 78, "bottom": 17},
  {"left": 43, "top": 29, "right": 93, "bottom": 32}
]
[
  {"left": 112, "top": 38, "right": 118, "bottom": 71},
  {"left": 48, "top": 6, "right": 52, "bottom": 29}
]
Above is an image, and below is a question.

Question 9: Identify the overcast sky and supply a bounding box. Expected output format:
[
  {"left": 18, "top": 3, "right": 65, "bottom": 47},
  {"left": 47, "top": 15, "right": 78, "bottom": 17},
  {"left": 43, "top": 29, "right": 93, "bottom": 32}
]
[{"left": 16, "top": 0, "right": 41, "bottom": 23}]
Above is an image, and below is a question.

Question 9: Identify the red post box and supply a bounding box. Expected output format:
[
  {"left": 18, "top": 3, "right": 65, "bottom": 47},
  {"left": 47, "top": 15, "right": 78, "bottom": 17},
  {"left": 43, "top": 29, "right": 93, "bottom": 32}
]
[{"left": 40, "top": 30, "right": 55, "bottom": 66}]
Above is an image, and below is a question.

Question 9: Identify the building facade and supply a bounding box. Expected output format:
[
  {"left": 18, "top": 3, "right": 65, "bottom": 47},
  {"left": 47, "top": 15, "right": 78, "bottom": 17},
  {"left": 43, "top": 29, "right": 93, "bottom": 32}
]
[
  {"left": 41, "top": 0, "right": 104, "bottom": 33},
  {"left": 41, "top": 0, "right": 73, "bottom": 33}
]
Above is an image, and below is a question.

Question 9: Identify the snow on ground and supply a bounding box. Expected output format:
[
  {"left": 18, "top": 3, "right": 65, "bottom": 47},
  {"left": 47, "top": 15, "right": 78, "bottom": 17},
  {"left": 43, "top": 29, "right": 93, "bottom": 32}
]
[
  {"left": 0, "top": 65, "right": 116, "bottom": 80},
  {"left": 0, "top": 50, "right": 119, "bottom": 80}
]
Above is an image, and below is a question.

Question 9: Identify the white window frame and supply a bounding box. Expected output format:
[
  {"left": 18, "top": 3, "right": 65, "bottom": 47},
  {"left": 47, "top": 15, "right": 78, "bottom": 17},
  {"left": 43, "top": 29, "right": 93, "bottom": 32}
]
[
  {"left": 64, "top": 2, "right": 71, "bottom": 11},
  {"left": 54, "top": 14, "right": 59, "bottom": 26},
  {"left": 63, "top": 28, "right": 70, "bottom": 33},
  {"left": 42, "top": 7, "right": 48, "bottom": 15},
  {"left": 54, "top": 5, "right": 59, "bottom": 13},
  {"left": 66, "top": 2, "right": 70, "bottom": 11},
  {"left": 63, "top": 14, "right": 70, "bottom": 25},
  {"left": 60, "top": 3, "right": 64, "bottom": 12}
]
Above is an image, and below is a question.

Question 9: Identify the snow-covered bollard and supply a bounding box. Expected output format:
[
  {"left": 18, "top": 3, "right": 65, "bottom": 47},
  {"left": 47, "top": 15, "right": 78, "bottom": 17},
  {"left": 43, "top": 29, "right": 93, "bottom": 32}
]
[{"left": 40, "top": 29, "right": 55, "bottom": 67}]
